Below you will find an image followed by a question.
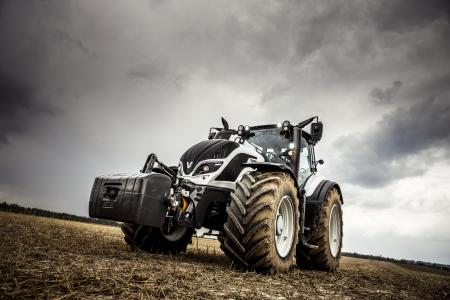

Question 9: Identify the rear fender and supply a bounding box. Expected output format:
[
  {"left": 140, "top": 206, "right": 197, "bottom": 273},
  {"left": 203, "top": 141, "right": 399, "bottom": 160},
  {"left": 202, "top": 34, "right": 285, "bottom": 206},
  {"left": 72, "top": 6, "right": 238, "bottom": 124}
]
[
  {"left": 306, "top": 180, "right": 343, "bottom": 204},
  {"left": 304, "top": 180, "right": 343, "bottom": 234}
]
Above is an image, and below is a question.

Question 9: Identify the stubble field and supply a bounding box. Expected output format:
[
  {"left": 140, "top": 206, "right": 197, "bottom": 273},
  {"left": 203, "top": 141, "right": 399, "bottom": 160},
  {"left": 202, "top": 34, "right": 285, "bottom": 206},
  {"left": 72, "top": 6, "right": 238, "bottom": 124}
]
[{"left": 0, "top": 212, "right": 449, "bottom": 299}]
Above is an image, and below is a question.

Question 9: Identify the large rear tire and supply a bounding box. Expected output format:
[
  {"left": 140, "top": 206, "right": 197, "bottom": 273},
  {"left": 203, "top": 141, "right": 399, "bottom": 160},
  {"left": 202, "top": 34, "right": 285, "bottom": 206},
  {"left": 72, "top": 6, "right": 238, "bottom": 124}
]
[
  {"left": 297, "top": 187, "right": 343, "bottom": 271},
  {"left": 121, "top": 223, "right": 194, "bottom": 254},
  {"left": 219, "top": 172, "right": 299, "bottom": 273}
]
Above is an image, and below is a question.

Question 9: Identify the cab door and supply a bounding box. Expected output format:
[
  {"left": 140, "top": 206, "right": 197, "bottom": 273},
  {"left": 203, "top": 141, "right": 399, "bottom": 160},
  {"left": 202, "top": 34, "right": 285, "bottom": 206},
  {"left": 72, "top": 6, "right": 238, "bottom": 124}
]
[{"left": 298, "top": 142, "right": 313, "bottom": 183}]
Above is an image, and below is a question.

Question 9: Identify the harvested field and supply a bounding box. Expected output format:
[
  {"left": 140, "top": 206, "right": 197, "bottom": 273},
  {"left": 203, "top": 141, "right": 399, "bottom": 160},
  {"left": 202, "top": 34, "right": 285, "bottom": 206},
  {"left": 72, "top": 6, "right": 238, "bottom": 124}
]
[{"left": 0, "top": 212, "right": 449, "bottom": 299}]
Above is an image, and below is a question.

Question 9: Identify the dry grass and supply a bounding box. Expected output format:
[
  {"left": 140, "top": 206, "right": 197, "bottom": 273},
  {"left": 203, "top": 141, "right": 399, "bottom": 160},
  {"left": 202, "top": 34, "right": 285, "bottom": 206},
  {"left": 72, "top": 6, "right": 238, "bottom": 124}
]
[{"left": 0, "top": 211, "right": 449, "bottom": 299}]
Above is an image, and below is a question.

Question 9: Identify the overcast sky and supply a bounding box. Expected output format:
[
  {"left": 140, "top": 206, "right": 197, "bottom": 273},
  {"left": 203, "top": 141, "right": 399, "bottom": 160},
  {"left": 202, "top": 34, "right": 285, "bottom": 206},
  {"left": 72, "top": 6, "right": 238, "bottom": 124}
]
[{"left": 1, "top": 0, "right": 449, "bottom": 264}]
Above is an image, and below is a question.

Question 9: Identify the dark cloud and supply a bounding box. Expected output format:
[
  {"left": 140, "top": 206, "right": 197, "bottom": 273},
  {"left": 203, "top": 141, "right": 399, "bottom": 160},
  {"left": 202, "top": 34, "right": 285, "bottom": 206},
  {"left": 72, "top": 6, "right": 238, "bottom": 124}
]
[
  {"left": 373, "top": 0, "right": 450, "bottom": 32},
  {"left": 128, "top": 62, "right": 188, "bottom": 91},
  {"left": 404, "top": 72, "right": 450, "bottom": 102},
  {"left": 0, "top": 71, "right": 57, "bottom": 145},
  {"left": 370, "top": 81, "right": 403, "bottom": 105},
  {"left": 127, "top": 61, "right": 169, "bottom": 83},
  {"left": 53, "top": 30, "right": 91, "bottom": 55},
  {"left": 335, "top": 76, "right": 450, "bottom": 187},
  {"left": 377, "top": 96, "right": 450, "bottom": 157},
  {"left": 210, "top": 0, "right": 450, "bottom": 102}
]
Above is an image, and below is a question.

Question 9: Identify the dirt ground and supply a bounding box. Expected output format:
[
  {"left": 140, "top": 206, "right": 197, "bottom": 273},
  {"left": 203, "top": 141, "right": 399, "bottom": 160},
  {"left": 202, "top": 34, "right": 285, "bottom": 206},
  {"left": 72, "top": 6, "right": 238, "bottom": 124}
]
[{"left": 0, "top": 212, "right": 449, "bottom": 299}]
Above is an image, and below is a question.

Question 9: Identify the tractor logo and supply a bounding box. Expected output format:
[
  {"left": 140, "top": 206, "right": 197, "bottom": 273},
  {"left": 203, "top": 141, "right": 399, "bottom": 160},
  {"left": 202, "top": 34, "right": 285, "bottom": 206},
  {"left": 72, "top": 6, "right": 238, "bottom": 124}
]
[{"left": 186, "top": 162, "right": 193, "bottom": 169}]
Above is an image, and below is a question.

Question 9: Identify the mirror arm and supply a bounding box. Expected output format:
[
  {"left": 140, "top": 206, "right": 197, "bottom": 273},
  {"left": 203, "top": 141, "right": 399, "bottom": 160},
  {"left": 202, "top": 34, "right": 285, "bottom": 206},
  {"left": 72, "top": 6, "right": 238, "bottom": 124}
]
[{"left": 313, "top": 159, "right": 324, "bottom": 170}]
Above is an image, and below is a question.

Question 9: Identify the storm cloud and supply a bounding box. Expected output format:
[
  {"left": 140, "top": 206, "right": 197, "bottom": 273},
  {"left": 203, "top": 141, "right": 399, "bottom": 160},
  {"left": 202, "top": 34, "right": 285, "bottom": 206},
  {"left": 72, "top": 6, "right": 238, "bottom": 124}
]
[
  {"left": 0, "top": 71, "right": 58, "bottom": 145},
  {"left": 335, "top": 92, "right": 450, "bottom": 187},
  {"left": 369, "top": 81, "right": 403, "bottom": 105}
]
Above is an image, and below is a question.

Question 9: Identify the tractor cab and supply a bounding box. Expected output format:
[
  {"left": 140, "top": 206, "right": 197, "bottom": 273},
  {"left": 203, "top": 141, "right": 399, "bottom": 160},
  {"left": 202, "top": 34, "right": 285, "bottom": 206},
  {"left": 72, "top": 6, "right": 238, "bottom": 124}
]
[{"left": 208, "top": 117, "right": 323, "bottom": 184}]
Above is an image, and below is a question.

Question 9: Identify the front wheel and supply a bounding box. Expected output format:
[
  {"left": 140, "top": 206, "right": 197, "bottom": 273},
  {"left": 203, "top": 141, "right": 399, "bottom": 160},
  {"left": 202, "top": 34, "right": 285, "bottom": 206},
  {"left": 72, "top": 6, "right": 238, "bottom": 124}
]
[
  {"left": 121, "top": 223, "right": 194, "bottom": 254},
  {"left": 219, "top": 172, "right": 299, "bottom": 273}
]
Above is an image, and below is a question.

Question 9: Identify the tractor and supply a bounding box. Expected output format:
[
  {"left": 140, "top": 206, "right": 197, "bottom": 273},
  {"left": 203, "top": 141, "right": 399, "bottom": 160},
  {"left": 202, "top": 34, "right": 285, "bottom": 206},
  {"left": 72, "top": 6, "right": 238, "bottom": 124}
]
[{"left": 89, "top": 117, "right": 343, "bottom": 273}]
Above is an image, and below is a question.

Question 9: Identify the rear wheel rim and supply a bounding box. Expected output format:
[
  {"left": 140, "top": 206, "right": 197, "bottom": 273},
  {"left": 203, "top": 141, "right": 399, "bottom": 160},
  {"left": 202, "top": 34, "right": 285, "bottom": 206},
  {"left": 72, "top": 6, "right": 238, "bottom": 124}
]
[
  {"left": 275, "top": 195, "right": 295, "bottom": 258},
  {"left": 329, "top": 204, "right": 342, "bottom": 257}
]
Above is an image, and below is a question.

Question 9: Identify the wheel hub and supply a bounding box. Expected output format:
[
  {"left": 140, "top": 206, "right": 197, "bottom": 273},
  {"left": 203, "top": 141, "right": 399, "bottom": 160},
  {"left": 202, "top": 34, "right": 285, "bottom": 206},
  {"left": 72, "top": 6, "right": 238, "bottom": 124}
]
[
  {"left": 274, "top": 196, "right": 295, "bottom": 258},
  {"left": 276, "top": 215, "right": 284, "bottom": 236},
  {"left": 328, "top": 204, "right": 342, "bottom": 258}
]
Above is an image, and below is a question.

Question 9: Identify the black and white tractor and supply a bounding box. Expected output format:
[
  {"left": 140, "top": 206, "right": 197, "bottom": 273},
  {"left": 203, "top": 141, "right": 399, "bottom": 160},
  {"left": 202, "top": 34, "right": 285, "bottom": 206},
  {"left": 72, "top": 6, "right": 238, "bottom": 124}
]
[{"left": 89, "top": 117, "right": 343, "bottom": 273}]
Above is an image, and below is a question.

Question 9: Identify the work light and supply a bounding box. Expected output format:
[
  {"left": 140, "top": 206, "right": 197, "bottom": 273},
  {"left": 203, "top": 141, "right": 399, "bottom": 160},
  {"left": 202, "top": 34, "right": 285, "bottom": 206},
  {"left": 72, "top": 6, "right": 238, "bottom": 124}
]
[{"left": 237, "top": 125, "right": 244, "bottom": 136}]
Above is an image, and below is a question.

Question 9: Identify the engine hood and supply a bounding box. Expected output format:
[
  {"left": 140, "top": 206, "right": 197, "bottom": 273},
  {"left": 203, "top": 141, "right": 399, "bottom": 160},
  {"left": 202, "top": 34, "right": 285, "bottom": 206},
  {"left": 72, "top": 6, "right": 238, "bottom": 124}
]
[{"left": 179, "top": 139, "right": 239, "bottom": 174}]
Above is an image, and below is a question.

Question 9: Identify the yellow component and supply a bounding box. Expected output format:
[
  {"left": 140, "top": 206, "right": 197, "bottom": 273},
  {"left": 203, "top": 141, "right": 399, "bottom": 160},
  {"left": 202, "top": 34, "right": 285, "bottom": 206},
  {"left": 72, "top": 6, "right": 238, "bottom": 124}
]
[{"left": 181, "top": 197, "right": 189, "bottom": 212}]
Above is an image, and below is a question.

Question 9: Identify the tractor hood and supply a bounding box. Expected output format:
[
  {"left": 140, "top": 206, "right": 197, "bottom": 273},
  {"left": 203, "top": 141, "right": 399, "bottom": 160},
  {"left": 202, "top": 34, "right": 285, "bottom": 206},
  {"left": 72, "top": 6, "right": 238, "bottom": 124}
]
[{"left": 179, "top": 139, "right": 239, "bottom": 174}]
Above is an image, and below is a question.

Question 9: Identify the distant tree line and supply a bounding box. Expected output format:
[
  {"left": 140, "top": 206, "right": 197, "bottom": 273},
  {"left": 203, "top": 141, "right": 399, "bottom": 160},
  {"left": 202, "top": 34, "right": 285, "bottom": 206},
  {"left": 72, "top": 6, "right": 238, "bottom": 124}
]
[
  {"left": 342, "top": 252, "right": 450, "bottom": 272},
  {"left": 0, "top": 202, "right": 120, "bottom": 227}
]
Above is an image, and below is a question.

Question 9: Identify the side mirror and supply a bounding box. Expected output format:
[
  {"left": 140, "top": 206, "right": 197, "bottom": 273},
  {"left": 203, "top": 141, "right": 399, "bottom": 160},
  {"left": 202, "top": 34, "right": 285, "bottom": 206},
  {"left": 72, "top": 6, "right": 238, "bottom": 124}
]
[
  {"left": 310, "top": 122, "right": 323, "bottom": 143},
  {"left": 313, "top": 159, "right": 324, "bottom": 170}
]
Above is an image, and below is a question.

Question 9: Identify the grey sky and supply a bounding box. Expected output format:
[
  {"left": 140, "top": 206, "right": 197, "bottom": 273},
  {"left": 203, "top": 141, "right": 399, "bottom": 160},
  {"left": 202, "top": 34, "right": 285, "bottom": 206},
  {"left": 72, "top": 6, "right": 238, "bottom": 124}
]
[{"left": 1, "top": 0, "right": 449, "bottom": 264}]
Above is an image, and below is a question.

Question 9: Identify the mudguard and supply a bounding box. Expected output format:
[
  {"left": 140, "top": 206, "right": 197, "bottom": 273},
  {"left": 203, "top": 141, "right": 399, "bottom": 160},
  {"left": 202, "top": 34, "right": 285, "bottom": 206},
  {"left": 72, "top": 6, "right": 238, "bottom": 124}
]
[
  {"left": 304, "top": 179, "right": 343, "bottom": 235},
  {"left": 242, "top": 162, "right": 298, "bottom": 187}
]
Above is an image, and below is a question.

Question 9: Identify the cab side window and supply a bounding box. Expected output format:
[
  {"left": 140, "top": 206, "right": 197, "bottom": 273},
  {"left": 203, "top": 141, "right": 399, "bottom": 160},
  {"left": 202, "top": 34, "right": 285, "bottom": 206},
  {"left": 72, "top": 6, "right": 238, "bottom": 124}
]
[{"left": 298, "top": 142, "right": 312, "bottom": 182}]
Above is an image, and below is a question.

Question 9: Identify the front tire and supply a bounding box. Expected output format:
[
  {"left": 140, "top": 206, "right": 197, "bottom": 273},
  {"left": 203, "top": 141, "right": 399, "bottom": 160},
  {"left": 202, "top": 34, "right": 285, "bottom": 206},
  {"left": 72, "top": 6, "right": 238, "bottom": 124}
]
[
  {"left": 219, "top": 172, "right": 299, "bottom": 273},
  {"left": 296, "top": 187, "right": 343, "bottom": 271},
  {"left": 121, "top": 223, "right": 194, "bottom": 254}
]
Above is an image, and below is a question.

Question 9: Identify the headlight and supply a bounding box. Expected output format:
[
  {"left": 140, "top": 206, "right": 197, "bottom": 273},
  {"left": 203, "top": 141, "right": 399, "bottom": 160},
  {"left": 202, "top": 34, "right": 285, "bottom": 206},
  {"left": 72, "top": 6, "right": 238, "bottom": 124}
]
[{"left": 193, "top": 162, "right": 223, "bottom": 175}]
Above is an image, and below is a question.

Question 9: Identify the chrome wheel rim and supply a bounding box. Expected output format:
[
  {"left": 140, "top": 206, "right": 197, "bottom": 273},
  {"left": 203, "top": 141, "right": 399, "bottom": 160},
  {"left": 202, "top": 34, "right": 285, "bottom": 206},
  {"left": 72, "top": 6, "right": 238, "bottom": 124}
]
[
  {"left": 329, "top": 204, "right": 342, "bottom": 257},
  {"left": 275, "top": 195, "right": 295, "bottom": 258},
  {"left": 161, "top": 225, "right": 187, "bottom": 242}
]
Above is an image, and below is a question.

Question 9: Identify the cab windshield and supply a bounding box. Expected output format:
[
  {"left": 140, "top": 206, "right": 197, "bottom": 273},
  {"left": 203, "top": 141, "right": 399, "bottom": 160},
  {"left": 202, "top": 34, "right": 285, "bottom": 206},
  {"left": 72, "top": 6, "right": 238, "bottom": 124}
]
[{"left": 244, "top": 128, "right": 292, "bottom": 164}]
